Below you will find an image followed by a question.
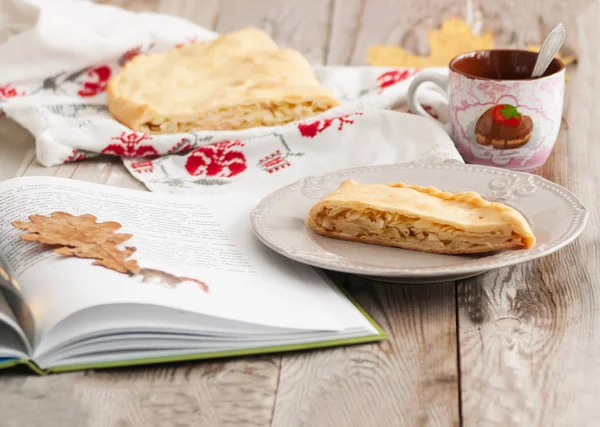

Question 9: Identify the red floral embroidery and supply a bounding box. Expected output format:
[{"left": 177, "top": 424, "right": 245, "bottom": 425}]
[
  {"left": 119, "top": 46, "right": 142, "bottom": 66},
  {"left": 101, "top": 131, "right": 158, "bottom": 158},
  {"left": 130, "top": 160, "right": 154, "bottom": 174},
  {"left": 168, "top": 137, "right": 195, "bottom": 154},
  {"left": 175, "top": 36, "right": 199, "bottom": 48},
  {"left": 377, "top": 69, "right": 417, "bottom": 91},
  {"left": 0, "top": 84, "right": 25, "bottom": 99},
  {"left": 185, "top": 140, "right": 247, "bottom": 178},
  {"left": 77, "top": 66, "right": 112, "bottom": 97},
  {"left": 298, "top": 113, "right": 363, "bottom": 138},
  {"left": 258, "top": 150, "right": 290, "bottom": 174},
  {"left": 64, "top": 149, "right": 87, "bottom": 163}
]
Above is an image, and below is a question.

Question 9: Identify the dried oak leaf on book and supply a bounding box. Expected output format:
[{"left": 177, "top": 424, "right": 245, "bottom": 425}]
[{"left": 12, "top": 212, "right": 140, "bottom": 274}]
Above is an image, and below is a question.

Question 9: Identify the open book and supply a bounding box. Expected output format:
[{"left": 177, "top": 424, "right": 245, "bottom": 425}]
[{"left": 0, "top": 176, "right": 384, "bottom": 374}]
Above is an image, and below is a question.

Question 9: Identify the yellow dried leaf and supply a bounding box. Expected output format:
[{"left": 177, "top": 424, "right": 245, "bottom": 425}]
[
  {"left": 526, "top": 45, "right": 576, "bottom": 66},
  {"left": 12, "top": 212, "right": 139, "bottom": 274},
  {"left": 367, "top": 17, "right": 494, "bottom": 67}
]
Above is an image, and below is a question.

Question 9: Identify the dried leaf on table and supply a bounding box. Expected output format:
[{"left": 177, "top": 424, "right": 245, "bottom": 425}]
[
  {"left": 367, "top": 17, "right": 494, "bottom": 67},
  {"left": 12, "top": 212, "right": 140, "bottom": 274}
]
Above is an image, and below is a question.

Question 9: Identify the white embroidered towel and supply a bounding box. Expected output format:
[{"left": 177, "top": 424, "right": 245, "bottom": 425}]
[{"left": 0, "top": 0, "right": 463, "bottom": 194}]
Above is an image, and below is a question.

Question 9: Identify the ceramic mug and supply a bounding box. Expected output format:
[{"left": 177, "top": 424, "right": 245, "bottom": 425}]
[{"left": 407, "top": 50, "right": 565, "bottom": 172}]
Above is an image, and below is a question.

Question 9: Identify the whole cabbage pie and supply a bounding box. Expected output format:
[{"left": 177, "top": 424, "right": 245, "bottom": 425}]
[
  {"left": 306, "top": 180, "right": 535, "bottom": 255},
  {"left": 107, "top": 27, "right": 339, "bottom": 133}
]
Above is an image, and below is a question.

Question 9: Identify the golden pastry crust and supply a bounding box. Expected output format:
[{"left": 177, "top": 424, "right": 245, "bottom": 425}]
[
  {"left": 306, "top": 180, "right": 535, "bottom": 255},
  {"left": 107, "top": 27, "right": 340, "bottom": 133}
]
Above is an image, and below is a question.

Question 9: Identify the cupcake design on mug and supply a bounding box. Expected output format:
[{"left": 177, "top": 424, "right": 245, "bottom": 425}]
[
  {"left": 452, "top": 93, "right": 556, "bottom": 169},
  {"left": 474, "top": 104, "right": 533, "bottom": 149}
]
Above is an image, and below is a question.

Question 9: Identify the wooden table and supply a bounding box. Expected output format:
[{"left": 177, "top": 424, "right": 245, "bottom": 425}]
[{"left": 1, "top": 1, "right": 599, "bottom": 426}]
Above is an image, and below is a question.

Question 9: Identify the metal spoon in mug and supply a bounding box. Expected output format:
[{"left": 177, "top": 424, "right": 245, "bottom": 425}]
[{"left": 531, "top": 23, "right": 566, "bottom": 78}]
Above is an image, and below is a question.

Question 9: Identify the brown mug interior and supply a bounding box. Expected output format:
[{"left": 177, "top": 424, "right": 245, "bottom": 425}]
[{"left": 449, "top": 49, "right": 565, "bottom": 80}]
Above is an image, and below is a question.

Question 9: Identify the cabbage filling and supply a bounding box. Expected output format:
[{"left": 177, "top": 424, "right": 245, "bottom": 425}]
[
  {"left": 315, "top": 207, "right": 523, "bottom": 250},
  {"left": 141, "top": 101, "right": 329, "bottom": 133}
]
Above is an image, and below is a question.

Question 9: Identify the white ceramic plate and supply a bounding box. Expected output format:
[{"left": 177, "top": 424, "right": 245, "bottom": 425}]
[{"left": 250, "top": 163, "right": 588, "bottom": 283}]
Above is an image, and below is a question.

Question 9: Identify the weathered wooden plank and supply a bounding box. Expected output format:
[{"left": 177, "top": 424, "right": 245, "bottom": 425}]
[
  {"left": 155, "top": 0, "right": 219, "bottom": 29},
  {"left": 68, "top": 156, "right": 145, "bottom": 190},
  {"left": 95, "top": 0, "right": 219, "bottom": 32},
  {"left": 327, "top": 0, "right": 366, "bottom": 65},
  {"left": 214, "top": 0, "right": 333, "bottom": 65},
  {"left": 0, "top": 116, "right": 80, "bottom": 181},
  {"left": 347, "top": 0, "right": 469, "bottom": 65},
  {"left": 0, "top": 372, "right": 92, "bottom": 426},
  {"left": 95, "top": 0, "right": 218, "bottom": 30},
  {"left": 94, "top": 0, "right": 161, "bottom": 13},
  {"left": 457, "top": 1, "right": 600, "bottom": 426},
  {"left": 0, "top": 118, "right": 35, "bottom": 180},
  {"left": 343, "top": 0, "right": 591, "bottom": 67},
  {"left": 0, "top": 357, "right": 282, "bottom": 427},
  {"left": 71, "top": 358, "right": 281, "bottom": 427},
  {"left": 272, "top": 275, "right": 459, "bottom": 427}
]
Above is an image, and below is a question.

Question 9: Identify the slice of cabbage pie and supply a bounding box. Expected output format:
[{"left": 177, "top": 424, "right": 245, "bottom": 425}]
[
  {"left": 107, "top": 27, "right": 339, "bottom": 133},
  {"left": 306, "top": 180, "right": 535, "bottom": 255}
]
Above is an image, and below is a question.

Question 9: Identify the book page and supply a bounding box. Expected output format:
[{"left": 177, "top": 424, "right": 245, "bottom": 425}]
[
  {"left": 0, "top": 253, "right": 34, "bottom": 353},
  {"left": 0, "top": 321, "right": 29, "bottom": 359},
  {"left": 0, "top": 177, "right": 372, "bottom": 349},
  {"left": 0, "top": 291, "right": 32, "bottom": 357}
]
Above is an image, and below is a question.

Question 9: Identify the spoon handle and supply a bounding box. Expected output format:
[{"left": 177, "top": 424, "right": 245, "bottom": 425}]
[{"left": 531, "top": 23, "right": 566, "bottom": 78}]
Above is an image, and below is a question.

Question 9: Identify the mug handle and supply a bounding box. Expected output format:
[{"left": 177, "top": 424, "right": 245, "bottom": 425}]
[{"left": 407, "top": 71, "right": 450, "bottom": 132}]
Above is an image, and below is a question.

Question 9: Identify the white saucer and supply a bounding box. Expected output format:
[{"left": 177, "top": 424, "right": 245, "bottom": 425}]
[{"left": 250, "top": 163, "right": 588, "bottom": 282}]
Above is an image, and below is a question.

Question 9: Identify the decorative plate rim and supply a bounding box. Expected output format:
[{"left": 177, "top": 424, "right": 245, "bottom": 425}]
[{"left": 250, "top": 163, "right": 589, "bottom": 277}]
